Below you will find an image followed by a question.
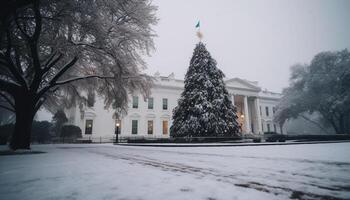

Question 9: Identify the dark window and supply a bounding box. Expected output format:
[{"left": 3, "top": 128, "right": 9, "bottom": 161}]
[
  {"left": 162, "top": 98, "right": 168, "bottom": 110},
  {"left": 147, "top": 120, "right": 153, "bottom": 135},
  {"left": 273, "top": 107, "right": 276, "bottom": 114},
  {"left": 267, "top": 123, "right": 271, "bottom": 132},
  {"left": 148, "top": 98, "right": 154, "bottom": 109},
  {"left": 85, "top": 120, "right": 93, "bottom": 135},
  {"left": 274, "top": 124, "right": 277, "bottom": 132},
  {"left": 132, "top": 96, "right": 138, "bottom": 109},
  {"left": 265, "top": 106, "right": 269, "bottom": 116},
  {"left": 132, "top": 120, "right": 138, "bottom": 134}
]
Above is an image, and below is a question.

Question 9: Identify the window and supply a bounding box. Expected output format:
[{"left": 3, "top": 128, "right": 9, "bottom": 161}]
[
  {"left": 148, "top": 97, "right": 154, "bottom": 109},
  {"left": 273, "top": 107, "right": 276, "bottom": 114},
  {"left": 162, "top": 98, "right": 168, "bottom": 110},
  {"left": 274, "top": 124, "right": 277, "bottom": 132},
  {"left": 115, "top": 119, "right": 121, "bottom": 134},
  {"left": 267, "top": 123, "right": 271, "bottom": 132},
  {"left": 131, "top": 120, "right": 138, "bottom": 134},
  {"left": 265, "top": 106, "right": 269, "bottom": 116},
  {"left": 132, "top": 96, "right": 138, "bottom": 109},
  {"left": 85, "top": 120, "right": 93, "bottom": 135},
  {"left": 147, "top": 120, "right": 153, "bottom": 135},
  {"left": 162, "top": 120, "right": 168, "bottom": 135},
  {"left": 262, "top": 123, "right": 264, "bottom": 132}
]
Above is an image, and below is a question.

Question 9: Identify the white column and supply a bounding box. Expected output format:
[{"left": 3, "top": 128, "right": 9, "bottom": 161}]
[
  {"left": 231, "top": 94, "right": 235, "bottom": 105},
  {"left": 255, "top": 97, "right": 262, "bottom": 134},
  {"left": 243, "top": 96, "right": 251, "bottom": 133}
]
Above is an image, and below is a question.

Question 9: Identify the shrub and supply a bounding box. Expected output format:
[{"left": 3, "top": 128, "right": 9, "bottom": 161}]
[
  {"left": 0, "top": 124, "right": 14, "bottom": 145},
  {"left": 52, "top": 110, "right": 68, "bottom": 136},
  {"left": 265, "top": 134, "right": 286, "bottom": 142},
  {"left": 253, "top": 138, "right": 261, "bottom": 143},
  {"left": 264, "top": 131, "right": 278, "bottom": 135},
  {"left": 60, "top": 125, "right": 82, "bottom": 138},
  {"left": 31, "top": 121, "right": 52, "bottom": 143},
  {"left": 285, "top": 134, "right": 350, "bottom": 141},
  {"left": 0, "top": 121, "right": 53, "bottom": 144}
]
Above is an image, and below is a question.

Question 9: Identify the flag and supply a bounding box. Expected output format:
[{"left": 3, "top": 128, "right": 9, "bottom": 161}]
[{"left": 195, "top": 21, "right": 200, "bottom": 28}]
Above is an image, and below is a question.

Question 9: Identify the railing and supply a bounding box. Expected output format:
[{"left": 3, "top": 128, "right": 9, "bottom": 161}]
[
  {"left": 47, "top": 135, "right": 245, "bottom": 144},
  {"left": 50, "top": 135, "right": 173, "bottom": 144},
  {"left": 32, "top": 134, "right": 350, "bottom": 145}
]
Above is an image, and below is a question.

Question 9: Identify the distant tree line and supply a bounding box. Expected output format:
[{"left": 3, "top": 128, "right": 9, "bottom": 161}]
[{"left": 0, "top": 110, "right": 81, "bottom": 145}]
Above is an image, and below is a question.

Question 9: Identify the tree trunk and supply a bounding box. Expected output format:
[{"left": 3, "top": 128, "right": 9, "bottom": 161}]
[
  {"left": 341, "top": 114, "right": 350, "bottom": 134},
  {"left": 300, "top": 114, "right": 329, "bottom": 134},
  {"left": 322, "top": 113, "right": 342, "bottom": 135},
  {"left": 345, "top": 114, "right": 350, "bottom": 134},
  {"left": 9, "top": 98, "right": 35, "bottom": 150},
  {"left": 338, "top": 115, "right": 345, "bottom": 135}
]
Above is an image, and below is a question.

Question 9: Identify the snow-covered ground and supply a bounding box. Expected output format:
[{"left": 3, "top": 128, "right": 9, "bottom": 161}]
[{"left": 0, "top": 143, "right": 349, "bottom": 200}]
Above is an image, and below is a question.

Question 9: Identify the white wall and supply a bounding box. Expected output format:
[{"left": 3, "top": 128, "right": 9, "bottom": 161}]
[
  {"left": 67, "top": 75, "right": 283, "bottom": 139},
  {"left": 259, "top": 98, "right": 286, "bottom": 134},
  {"left": 120, "top": 84, "right": 182, "bottom": 138}
]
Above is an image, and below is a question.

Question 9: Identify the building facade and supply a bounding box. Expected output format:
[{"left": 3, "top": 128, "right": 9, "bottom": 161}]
[{"left": 66, "top": 73, "right": 286, "bottom": 141}]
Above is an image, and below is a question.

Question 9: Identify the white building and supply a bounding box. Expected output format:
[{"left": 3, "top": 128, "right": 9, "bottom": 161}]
[{"left": 66, "top": 73, "right": 286, "bottom": 141}]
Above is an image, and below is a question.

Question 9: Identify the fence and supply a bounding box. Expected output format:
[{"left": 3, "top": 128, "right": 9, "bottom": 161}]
[
  {"left": 34, "top": 134, "right": 350, "bottom": 145},
  {"left": 47, "top": 135, "right": 244, "bottom": 144}
]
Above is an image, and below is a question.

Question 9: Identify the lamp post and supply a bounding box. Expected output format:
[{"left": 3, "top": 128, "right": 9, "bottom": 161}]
[
  {"left": 115, "top": 122, "right": 120, "bottom": 143},
  {"left": 240, "top": 114, "right": 245, "bottom": 134}
]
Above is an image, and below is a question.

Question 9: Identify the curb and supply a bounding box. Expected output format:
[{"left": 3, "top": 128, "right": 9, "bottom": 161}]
[{"left": 114, "top": 140, "right": 350, "bottom": 147}]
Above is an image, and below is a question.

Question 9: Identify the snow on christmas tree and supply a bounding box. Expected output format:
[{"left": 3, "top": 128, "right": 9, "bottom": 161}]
[{"left": 171, "top": 42, "right": 240, "bottom": 137}]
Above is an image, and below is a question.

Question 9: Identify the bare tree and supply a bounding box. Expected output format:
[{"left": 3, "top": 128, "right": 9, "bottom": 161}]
[{"left": 0, "top": 0, "right": 157, "bottom": 150}]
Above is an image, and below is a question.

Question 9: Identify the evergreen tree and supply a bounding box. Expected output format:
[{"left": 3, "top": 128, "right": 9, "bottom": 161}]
[
  {"left": 171, "top": 43, "right": 240, "bottom": 137},
  {"left": 52, "top": 110, "right": 68, "bottom": 137}
]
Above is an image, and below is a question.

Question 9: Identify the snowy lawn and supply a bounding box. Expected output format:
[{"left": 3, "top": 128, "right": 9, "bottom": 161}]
[{"left": 0, "top": 143, "right": 349, "bottom": 200}]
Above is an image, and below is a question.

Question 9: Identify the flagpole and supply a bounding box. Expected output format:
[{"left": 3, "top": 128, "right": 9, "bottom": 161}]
[
  {"left": 196, "top": 20, "right": 202, "bottom": 42},
  {"left": 199, "top": 25, "right": 201, "bottom": 42}
]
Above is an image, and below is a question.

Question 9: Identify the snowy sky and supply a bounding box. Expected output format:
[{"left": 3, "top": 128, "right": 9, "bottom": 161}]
[
  {"left": 144, "top": 0, "right": 350, "bottom": 92},
  {"left": 36, "top": 0, "right": 350, "bottom": 121}
]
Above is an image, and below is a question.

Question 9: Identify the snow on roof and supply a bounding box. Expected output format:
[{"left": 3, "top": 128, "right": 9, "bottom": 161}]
[{"left": 259, "top": 89, "right": 282, "bottom": 99}]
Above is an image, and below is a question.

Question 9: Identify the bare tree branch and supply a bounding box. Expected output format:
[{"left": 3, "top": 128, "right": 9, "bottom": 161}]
[
  {"left": 3, "top": 27, "right": 28, "bottom": 88},
  {"left": 0, "top": 91, "right": 15, "bottom": 109},
  {"left": 299, "top": 114, "right": 329, "bottom": 134},
  {"left": 0, "top": 104, "right": 15, "bottom": 112},
  {"left": 54, "top": 75, "right": 114, "bottom": 86},
  {"left": 49, "top": 56, "right": 78, "bottom": 85}
]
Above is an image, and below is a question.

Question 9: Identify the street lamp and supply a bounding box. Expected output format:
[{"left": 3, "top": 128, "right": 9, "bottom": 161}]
[
  {"left": 240, "top": 114, "right": 244, "bottom": 133},
  {"left": 115, "top": 122, "right": 120, "bottom": 143}
]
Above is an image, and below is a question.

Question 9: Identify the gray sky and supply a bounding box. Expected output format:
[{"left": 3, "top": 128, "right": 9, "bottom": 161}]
[{"left": 144, "top": 0, "right": 350, "bottom": 92}]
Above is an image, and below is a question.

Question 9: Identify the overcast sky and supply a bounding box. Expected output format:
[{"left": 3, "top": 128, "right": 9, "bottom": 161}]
[{"left": 144, "top": 0, "right": 350, "bottom": 92}]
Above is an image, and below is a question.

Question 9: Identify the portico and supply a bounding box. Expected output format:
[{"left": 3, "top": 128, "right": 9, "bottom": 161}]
[
  {"left": 226, "top": 78, "right": 262, "bottom": 134},
  {"left": 230, "top": 95, "right": 262, "bottom": 134}
]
